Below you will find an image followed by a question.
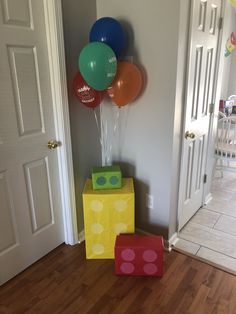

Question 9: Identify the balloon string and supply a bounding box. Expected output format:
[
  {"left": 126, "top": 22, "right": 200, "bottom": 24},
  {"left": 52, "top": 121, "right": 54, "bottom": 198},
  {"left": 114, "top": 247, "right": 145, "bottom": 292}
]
[
  {"left": 100, "top": 105, "right": 108, "bottom": 166},
  {"left": 118, "top": 105, "right": 129, "bottom": 159},
  {"left": 93, "top": 109, "right": 103, "bottom": 147},
  {"left": 105, "top": 120, "right": 111, "bottom": 166},
  {"left": 114, "top": 108, "right": 120, "bottom": 133},
  {"left": 104, "top": 119, "right": 107, "bottom": 165},
  {"left": 108, "top": 107, "right": 120, "bottom": 161},
  {"left": 97, "top": 105, "right": 121, "bottom": 166}
]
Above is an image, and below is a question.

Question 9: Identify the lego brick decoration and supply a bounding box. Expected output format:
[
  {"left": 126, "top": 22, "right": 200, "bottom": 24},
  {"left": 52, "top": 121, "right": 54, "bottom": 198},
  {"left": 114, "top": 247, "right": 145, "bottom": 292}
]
[
  {"left": 82, "top": 178, "right": 134, "bottom": 259},
  {"left": 115, "top": 235, "right": 164, "bottom": 276},
  {"left": 92, "top": 165, "right": 122, "bottom": 190}
]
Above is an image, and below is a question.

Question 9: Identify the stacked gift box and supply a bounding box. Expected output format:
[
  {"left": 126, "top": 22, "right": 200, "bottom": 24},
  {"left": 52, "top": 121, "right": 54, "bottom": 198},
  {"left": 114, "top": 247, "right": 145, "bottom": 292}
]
[{"left": 82, "top": 165, "right": 164, "bottom": 277}]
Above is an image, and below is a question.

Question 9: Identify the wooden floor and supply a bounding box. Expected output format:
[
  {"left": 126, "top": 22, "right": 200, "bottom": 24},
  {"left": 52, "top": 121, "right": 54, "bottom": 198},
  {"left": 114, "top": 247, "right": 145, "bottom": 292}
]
[{"left": 1, "top": 243, "right": 236, "bottom": 314}]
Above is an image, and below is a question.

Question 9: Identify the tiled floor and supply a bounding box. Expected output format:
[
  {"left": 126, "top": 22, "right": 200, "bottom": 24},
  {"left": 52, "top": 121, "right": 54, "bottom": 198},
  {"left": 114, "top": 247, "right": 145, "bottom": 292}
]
[{"left": 176, "top": 171, "right": 236, "bottom": 274}]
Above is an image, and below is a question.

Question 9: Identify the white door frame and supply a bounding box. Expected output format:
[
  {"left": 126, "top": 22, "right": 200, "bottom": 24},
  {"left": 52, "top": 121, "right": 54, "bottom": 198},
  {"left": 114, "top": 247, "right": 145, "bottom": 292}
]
[{"left": 43, "top": 0, "right": 78, "bottom": 245}]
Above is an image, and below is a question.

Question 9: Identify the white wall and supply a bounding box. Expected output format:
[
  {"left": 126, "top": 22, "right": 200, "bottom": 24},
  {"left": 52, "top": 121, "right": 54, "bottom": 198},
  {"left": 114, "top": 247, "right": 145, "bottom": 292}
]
[
  {"left": 97, "top": 0, "right": 183, "bottom": 238},
  {"left": 62, "top": 0, "right": 101, "bottom": 233},
  {"left": 220, "top": 4, "right": 236, "bottom": 99},
  {"left": 227, "top": 10, "right": 236, "bottom": 97}
]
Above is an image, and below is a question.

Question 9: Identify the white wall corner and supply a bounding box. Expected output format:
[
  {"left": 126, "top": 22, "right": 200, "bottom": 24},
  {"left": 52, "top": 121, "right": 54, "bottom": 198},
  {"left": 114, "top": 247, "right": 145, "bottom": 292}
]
[
  {"left": 167, "top": 232, "right": 179, "bottom": 251},
  {"left": 204, "top": 193, "right": 213, "bottom": 205},
  {"left": 78, "top": 229, "right": 85, "bottom": 243}
]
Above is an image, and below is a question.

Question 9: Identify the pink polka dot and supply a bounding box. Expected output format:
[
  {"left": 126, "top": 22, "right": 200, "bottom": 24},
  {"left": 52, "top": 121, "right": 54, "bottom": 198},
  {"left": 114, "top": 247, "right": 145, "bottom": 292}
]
[
  {"left": 142, "top": 250, "right": 157, "bottom": 262},
  {"left": 120, "top": 262, "right": 135, "bottom": 274},
  {"left": 121, "top": 249, "right": 135, "bottom": 261},
  {"left": 143, "top": 263, "right": 158, "bottom": 275}
]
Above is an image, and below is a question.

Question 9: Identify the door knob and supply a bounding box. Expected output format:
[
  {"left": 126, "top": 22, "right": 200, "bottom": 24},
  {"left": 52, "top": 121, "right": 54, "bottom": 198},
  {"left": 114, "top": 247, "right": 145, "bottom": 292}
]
[
  {"left": 185, "top": 131, "right": 195, "bottom": 139},
  {"left": 47, "top": 140, "right": 60, "bottom": 149}
]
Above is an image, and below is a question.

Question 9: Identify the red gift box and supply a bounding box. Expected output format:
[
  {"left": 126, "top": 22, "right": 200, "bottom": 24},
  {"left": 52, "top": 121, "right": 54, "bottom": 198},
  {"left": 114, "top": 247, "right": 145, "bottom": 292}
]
[{"left": 115, "top": 235, "right": 164, "bottom": 276}]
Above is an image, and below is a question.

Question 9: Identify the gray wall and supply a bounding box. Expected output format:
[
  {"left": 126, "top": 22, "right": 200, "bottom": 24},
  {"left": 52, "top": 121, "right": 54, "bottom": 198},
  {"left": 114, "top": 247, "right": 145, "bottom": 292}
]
[
  {"left": 61, "top": 0, "right": 191, "bottom": 240},
  {"left": 96, "top": 0, "right": 184, "bottom": 239},
  {"left": 62, "top": 0, "right": 101, "bottom": 233}
]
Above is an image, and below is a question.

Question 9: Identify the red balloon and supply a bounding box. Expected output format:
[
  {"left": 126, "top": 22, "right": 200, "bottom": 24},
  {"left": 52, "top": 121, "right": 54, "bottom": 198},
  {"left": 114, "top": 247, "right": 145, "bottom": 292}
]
[{"left": 73, "top": 71, "right": 105, "bottom": 108}]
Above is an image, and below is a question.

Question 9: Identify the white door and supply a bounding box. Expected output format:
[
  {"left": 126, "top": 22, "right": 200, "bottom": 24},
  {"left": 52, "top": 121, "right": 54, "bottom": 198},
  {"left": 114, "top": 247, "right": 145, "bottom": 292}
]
[
  {"left": 0, "top": 0, "right": 68, "bottom": 285},
  {"left": 178, "top": 0, "right": 221, "bottom": 230}
]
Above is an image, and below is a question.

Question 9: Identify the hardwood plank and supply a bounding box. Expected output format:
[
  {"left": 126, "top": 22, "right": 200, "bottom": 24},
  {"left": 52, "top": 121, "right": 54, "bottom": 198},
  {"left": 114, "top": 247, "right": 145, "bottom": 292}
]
[{"left": 1, "top": 243, "right": 236, "bottom": 313}]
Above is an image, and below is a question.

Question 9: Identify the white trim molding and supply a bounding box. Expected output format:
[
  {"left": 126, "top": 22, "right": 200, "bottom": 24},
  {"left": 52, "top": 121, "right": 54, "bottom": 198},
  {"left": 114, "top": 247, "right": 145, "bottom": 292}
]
[
  {"left": 204, "top": 193, "right": 213, "bottom": 205},
  {"left": 78, "top": 230, "right": 85, "bottom": 244},
  {"left": 43, "top": 0, "right": 78, "bottom": 245},
  {"left": 168, "top": 232, "right": 179, "bottom": 249}
]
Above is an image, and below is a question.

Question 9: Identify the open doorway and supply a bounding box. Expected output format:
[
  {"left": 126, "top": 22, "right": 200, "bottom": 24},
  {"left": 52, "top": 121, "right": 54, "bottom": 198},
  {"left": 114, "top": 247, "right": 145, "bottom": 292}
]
[{"left": 176, "top": 1, "right": 236, "bottom": 274}]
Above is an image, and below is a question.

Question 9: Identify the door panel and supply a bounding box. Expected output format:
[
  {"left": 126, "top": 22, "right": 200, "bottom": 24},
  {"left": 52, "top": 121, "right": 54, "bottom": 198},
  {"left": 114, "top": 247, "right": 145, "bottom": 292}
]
[
  {"left": 24, "top": 157, "right": 54, "bottom": 233},
  {"left": 8, "top": 46, "right": 44, "bottom": 136},
  {"left": 198, "top": 1, "right": 207, "bottom": 31},
  {"left": 202, "top": 48, "right": 213, "bottom": 115},
  {"left": 0, "top": 171, "right": 18, "bottom": 252},
  {"left": 185, "top": 142, "right": 194, "bottom": 202},
  {"left": 0, "top": 0, "right": 65, "bottom": 285},
  {"left": 1, "top": 0, "right": 32, "bottom": 28},
  {"left": 179, "top": 0, "right": 221, "bottom": 229},
  {"left": 191, "top": 45, "right": 203, "bottom": 120},
  {"left": 209, "top": 4, "right": 217, "bottom": 34}
]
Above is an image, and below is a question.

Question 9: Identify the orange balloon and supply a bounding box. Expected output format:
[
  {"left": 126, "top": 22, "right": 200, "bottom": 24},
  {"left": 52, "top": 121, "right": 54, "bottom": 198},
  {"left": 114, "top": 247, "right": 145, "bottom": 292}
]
[{"left": 107, "top": 61, "right": 142, "bottom": 107}]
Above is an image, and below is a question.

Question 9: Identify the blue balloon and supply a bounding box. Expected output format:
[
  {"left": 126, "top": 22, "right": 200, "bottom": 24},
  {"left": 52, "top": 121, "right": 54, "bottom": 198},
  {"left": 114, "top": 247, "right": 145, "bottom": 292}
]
[{"left": 89, "top": 17, "right": 125, "bottom": 58}]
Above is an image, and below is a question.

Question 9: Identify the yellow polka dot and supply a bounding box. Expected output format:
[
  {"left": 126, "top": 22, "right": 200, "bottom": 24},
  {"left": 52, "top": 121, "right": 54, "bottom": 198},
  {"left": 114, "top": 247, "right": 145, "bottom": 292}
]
[
  {"left": 114, "top": 199, "right": 127, "bottom": 212},
  {"left": 92, "top": 244, "right": 104, "bottom": 255},
  {"left": 114, "top": 223, "right": 127, "bottom": 234},
  {"left": 90, "top": 200, "right": 103, "bottom": 212},
  {"left": 91, "top": 223, "right": 104, "bottom": 234}
]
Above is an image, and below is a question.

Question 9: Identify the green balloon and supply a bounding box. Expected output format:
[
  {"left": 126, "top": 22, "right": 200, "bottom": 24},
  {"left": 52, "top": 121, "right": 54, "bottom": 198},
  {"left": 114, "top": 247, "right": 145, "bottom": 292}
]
[{"left": 79, "top": 42, "right": 117, "bottom": 91}]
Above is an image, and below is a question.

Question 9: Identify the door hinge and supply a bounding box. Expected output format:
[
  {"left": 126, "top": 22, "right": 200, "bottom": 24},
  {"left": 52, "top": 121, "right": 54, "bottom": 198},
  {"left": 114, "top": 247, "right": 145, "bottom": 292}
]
[
  {"left": 203, "top": 174, "right": 207, "bottom": 183},
  {"left": 218, "top": 17, "right": 223, "bottom": 30},
  {"left": 209, "top": 103, "right": 214, "bottom": 114}
]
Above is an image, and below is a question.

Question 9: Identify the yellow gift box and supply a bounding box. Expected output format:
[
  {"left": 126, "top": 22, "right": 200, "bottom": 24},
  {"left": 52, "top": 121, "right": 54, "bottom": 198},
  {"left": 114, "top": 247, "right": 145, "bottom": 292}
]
[{"left": 82, "top": 178, "right": 135, "bottom": 259}]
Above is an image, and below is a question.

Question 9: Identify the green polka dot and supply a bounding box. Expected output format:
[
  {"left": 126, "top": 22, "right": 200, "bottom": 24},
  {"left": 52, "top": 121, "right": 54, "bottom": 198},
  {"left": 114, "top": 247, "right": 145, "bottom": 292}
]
[
  {"left": 96, "top": 176, "right": 106, "bottom": 186},
  {"left": 109, "top": 176, "right": 118, "bottom": 185}
]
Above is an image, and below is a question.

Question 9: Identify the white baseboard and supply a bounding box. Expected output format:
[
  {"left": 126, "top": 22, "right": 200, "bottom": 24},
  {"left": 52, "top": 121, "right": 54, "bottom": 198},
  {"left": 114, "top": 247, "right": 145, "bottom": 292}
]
[
  {"left": 168, "top": 232, "right": 179, "bottom": 249},
  {"left": 204, "top": 193, "right": 213, "bottom": 205},
  {"left": 78, "top": 229, "right": 85, "bottom": 243}
]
